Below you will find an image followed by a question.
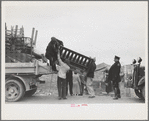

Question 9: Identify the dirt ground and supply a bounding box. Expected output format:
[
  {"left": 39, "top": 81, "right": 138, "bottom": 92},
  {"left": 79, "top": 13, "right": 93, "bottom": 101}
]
[
  {"left": 36, "top": 74, "right": 138, "bottom": 98},
  {"left": 6, "top": 74, "right": 145, "bottom": 104},
  {"left": 6, "top": 74, "right": 143, "bottom": 104}
]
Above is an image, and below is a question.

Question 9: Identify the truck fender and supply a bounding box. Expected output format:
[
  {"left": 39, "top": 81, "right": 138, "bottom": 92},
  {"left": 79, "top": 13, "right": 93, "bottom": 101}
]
[
  {"left": 6, "top": 75, "right": 30, "bottom": 91},
  {"left": 138, "top": 76, "right": 145, "bottom": 86}
]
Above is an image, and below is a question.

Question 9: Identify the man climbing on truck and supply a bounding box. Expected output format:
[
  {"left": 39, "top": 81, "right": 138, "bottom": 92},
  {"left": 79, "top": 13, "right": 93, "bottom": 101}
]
[{"left": 45, "top": 37, "right": 63, "bottom": 72}]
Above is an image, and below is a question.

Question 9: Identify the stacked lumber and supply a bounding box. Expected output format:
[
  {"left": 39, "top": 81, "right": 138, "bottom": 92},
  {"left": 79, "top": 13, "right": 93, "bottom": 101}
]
[{"left": 5, "top": 23, "right": 38, "bottom": 63}]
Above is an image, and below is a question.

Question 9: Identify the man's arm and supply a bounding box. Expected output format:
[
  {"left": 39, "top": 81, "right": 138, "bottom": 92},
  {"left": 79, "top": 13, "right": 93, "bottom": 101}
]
[{"left": 57, "top": 50, "right": 63, "bottom": 66}]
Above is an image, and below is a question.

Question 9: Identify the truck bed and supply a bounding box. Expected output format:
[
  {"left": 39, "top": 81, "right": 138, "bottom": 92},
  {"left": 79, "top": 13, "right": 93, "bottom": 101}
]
[{"left": 5, "top": 60, "right": 52, "bottom": 75}]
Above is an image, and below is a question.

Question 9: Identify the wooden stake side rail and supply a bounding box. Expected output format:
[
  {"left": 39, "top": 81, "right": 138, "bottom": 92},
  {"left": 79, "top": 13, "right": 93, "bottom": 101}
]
[
  {"left": 60, "top": 46, "right": 94, "bottom": 74},
  {"left": 5, "top": 62, "right": 35, "bottom": 74},
  {"left": 5, "top": 60, "right": 52, "bottom": 75}
]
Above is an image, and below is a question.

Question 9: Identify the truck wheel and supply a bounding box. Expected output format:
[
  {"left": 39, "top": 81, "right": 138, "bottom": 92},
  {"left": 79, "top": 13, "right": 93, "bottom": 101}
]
[
  {"left": 141, "top": 86, "right": 145, "bottom": 100},
  {"left": 134, "top": 89, "right": 143, "bottom": 99},
  {"left": 5, "top": 79, "right": 25, "bottom": 102},
  {"left": 25, "top": 88, "right": 37, "bottom": 97}
]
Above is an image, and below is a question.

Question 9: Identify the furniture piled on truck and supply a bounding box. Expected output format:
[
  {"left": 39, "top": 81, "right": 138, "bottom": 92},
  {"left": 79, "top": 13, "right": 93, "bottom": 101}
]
[
  {"left": 5, "top": 23, "right": 51, "bottom": 102},
  {"left": 59, "top": 46, "right": 94, "bottom": 76},
  {"left": 5, "top": 23, "right": 95, "bottom": 102}
]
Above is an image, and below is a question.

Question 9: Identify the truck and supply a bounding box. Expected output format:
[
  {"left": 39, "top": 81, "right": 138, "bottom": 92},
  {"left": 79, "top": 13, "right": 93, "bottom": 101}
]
[
  {"left": 125, "top": 57, "right": 145, "bottom": 100},
  {"left": 5, "top": 24, "right": 53, "bottom": 102},
  {"left": 5, "top": 24, "right": 94, "bottom": 102},
  {"left": 5, "top": 60, "right": 52, "bottom": 102}
]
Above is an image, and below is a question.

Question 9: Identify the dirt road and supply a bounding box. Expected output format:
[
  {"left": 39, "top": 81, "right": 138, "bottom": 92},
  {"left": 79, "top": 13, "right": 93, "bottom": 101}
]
[
  {"left": 5, "top": 75, "right": 145, "bottom": 104},
  {"left": 6, "top": 93, "right": 144, "bottom": 104}
]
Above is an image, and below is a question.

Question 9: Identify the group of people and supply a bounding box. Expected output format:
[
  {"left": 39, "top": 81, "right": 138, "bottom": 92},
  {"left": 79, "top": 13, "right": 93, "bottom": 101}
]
[
  {"left": 45, "top": 37, "right": 122, "bottom": 100},
  {"left": 66, "top": 70, "right": 82, "bottom": 96},
  {"left": 56, "top": 50, "right": 97, "bottom": 100},
  {"left": 65, "top": 57, "right": 97, "bottom": 97}
]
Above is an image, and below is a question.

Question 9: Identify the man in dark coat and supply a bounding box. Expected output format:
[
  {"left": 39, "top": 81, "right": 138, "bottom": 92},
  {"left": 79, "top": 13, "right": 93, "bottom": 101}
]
[
  {"left": 108, "top": 55, "right": 121, "bottom": 100},
  {"left": 104, "top": 69, "right": 113, "bottom": 95},
  {"left": 45, "top": 37, "right": 63, "bottom": 72},
  {"left": 66, "top": 70, "right": 73, "bottom": 96}
]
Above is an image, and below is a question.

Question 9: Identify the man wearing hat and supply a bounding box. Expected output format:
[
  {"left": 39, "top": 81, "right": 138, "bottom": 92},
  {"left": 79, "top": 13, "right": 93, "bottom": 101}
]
[
  {"left": 107, "top": 56, "right": 121, "bottom": 100},
  {"left": 45, "top": 37, "right": 63, "bottom": 72}
]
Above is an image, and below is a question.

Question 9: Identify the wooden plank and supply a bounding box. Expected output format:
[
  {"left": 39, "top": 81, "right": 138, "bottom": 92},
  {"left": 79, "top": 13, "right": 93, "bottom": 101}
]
[
  {"left": 31, "top": 28, "right": 35, "bottom": 60},
  {"left": 5, "top": 60, "right": 52, "bottom": 75},
  {"left": 31, "top": 28, "right": 35, "bottom": 41},
  {"left": 5, "top": 67, "right": 35, "bottom": 74},
  {"left": 15, "top": 25, "right": 18, "bottom": 38},
  {"left": 33, "top": 30, "right": 38, "bottom": 46},
  {"left": 5, "top": 65, "right": 52, "bottom": 75},
  {"left": 5, "top": 63, "right": 35, "bottom": 67},
  {"left": 59, "top": 46, "right": 94, "bottom": 75},
  {"left": 61, "top": 46, "right": 91, "bottom": 60}
]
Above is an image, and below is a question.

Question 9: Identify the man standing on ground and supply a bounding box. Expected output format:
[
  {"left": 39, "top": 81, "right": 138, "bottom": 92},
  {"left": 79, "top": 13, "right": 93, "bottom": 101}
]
[
  {"left": 86, "top": 57, "right": 96, "bottom": 98},
  {"left": 108, "top": 56, "right": 121, "bottom": 100},
  {"left": 105, "top": 69, "right": 113, "bottom": 95},
  {"left": 66, "top": 70, "right": 73, "bottom": 96},
  {"left": 79, "top": 74, "right": 87, "bottom": 96},
  {"left": 57, "top": 50, "right": 70, "bottom": 100}
]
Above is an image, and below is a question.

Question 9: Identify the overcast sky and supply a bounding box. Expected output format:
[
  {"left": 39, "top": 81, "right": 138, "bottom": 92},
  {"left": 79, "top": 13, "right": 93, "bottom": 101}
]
[{"left": 3, "top": 1, "right": 147, "bottom": 66}]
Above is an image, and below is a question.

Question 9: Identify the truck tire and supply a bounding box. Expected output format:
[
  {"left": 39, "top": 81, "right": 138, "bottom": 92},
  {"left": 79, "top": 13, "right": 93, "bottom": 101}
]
[
  {"left": 25, "top": 88, "right": 37, "bottom": 97},
  {"left": 5, "top": 79, "right": 25, "bottom": 102},
  {"left": 141, "top": 86, "right": 145, "bottom": 100},
  {"left": 134, "top": 89, "right": 143, "bottom": 99}
]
